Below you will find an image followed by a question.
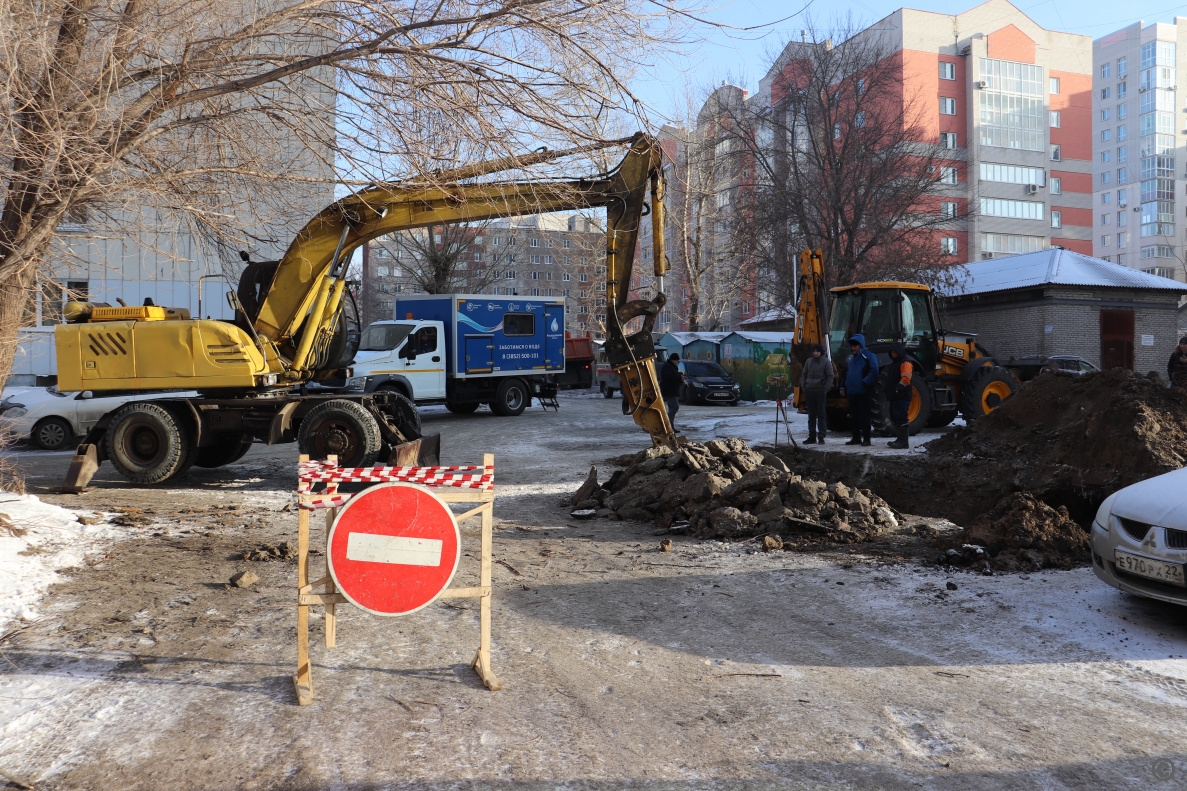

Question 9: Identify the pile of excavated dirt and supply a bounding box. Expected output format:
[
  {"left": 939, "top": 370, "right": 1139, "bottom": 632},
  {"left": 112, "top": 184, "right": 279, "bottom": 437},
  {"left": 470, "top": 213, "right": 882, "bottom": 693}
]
[
  {"left": 941, "top": 492, "right": 1091, "bottom": 572},
  {"left": 802, "top": 369, "right": 1187, "bottom": 527},
  {"left": 570, "top": 438, "right": 901, "bottom": 544}
]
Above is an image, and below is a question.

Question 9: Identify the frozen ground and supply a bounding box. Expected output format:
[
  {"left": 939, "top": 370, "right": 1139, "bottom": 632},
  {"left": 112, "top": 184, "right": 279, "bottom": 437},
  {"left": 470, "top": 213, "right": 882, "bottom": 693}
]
[{"left": 0, "top": 394, "right": 1184, "bottom": 790}]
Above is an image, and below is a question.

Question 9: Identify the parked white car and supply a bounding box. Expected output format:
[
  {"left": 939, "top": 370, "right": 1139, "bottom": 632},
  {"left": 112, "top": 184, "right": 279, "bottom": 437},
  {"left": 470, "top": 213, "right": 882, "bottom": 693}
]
[
  {"left": 0, "top": 387, "right": 196, "bottom": 451},
  {"left": 1091, "top": 467, "right": 1187, "bottom": 606}
]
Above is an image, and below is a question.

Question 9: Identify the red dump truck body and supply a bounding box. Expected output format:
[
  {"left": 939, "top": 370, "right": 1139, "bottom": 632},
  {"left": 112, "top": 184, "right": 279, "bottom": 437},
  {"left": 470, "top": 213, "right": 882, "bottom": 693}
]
[{"left": 557, "top": 335, "right": 595, "bottom": 389}]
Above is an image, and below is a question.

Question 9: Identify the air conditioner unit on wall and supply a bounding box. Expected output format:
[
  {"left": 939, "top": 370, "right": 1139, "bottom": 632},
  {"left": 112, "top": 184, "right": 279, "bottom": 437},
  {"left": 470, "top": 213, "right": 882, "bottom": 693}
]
[
  {"left": 1026, "top": 184, "right": 1038, "bottom": 195},
  {"left": 976, "top": 80, "right": 988, "bottom": 89}
]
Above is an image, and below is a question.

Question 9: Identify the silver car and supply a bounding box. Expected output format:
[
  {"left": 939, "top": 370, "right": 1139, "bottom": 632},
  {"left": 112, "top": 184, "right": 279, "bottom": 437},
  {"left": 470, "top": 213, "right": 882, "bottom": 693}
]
[{"left": 1091, "top": 467, "right": 1187, "bottom": 606}]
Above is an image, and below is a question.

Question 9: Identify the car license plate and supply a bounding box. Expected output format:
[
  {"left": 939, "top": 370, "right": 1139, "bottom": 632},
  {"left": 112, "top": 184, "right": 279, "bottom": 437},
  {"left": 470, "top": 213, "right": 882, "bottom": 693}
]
[{"left": 1114, "top": 550, "right": 1187, "bottom": 586}]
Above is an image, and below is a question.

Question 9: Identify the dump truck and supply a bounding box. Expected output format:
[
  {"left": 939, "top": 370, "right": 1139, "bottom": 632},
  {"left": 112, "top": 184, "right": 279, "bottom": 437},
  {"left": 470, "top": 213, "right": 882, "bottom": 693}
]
[
  {"left": 56, "top": 133, "right": 677, "bottom": 488},
  {"left": 792, "top": 249, "right": 1020, "bottom": 435}
]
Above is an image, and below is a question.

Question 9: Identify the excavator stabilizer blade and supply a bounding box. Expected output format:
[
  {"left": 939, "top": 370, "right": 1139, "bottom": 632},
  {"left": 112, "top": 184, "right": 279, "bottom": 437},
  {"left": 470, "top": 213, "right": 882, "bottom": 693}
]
[
  {"left": 61, "top": 443, "right": 100, "bottom": 493},
  {"left": 388, "top": 433, "right": 441, "bottom": 466}
]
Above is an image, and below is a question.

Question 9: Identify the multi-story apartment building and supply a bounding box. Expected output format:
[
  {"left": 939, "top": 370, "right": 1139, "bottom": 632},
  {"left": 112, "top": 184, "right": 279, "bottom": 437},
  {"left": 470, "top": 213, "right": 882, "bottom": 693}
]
[
  {"left": 1093, "top": 18, "right": 1187, "bottom": 280},
  {"left": 360, "top": 214, "right": 607, "bottom": 335},
  {"left": 675, "top": 0, "right": 1091, "bottom": 322}
]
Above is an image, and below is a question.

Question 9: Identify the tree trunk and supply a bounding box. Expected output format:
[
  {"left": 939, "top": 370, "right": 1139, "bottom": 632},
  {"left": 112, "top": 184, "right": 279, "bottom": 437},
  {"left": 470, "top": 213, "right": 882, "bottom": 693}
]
[{"left": 0, "top": 269, "right": 35, "bottom": 393}]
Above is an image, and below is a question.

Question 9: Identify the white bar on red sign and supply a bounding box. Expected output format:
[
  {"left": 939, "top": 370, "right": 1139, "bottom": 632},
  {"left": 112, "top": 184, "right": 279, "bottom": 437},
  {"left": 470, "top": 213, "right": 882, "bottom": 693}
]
[{"left": 345, "top": 533, "right": 444, "bottom": 567}]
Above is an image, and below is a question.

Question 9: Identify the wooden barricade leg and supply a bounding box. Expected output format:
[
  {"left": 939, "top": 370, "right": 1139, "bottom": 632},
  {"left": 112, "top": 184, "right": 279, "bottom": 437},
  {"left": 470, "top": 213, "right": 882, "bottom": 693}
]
[
  {"left": 294, "top": 455, "right": 314, "bottom": 706},
  {"left": 471, "top": 453, "right": 502, "bottom": 691},
  {"left": 324, "top": 506, "right": 337, "bottom": 649}
]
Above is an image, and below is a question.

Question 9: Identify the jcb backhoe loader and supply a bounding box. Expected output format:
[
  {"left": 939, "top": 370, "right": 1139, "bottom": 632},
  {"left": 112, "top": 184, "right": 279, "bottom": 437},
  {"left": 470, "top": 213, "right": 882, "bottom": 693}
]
[
  {"left": 792, "top": 249, "right": 1020, "bottom": 435},
  {"left": 58, "top": 133, "right": 676, "bottom": 488}
]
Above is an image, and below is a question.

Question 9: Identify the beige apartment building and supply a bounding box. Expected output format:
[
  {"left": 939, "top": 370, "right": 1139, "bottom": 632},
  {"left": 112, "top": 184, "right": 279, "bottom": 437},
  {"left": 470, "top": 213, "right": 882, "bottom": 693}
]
[{"left": 1093, "top": 17, "right": 1187, "bottom": 280}]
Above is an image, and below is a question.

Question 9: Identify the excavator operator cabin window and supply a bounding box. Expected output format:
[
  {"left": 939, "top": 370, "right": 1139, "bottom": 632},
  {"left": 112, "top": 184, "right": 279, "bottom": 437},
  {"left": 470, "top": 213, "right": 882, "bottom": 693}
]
[
  {"left": 860, "top": 290, "right": 900, "bottom": 344},
  {"left": 900, "top": 290, "right": 934, "bottom": 348},
  {"left": 504, "top": 313, "right": 535, "bottom": 336}
]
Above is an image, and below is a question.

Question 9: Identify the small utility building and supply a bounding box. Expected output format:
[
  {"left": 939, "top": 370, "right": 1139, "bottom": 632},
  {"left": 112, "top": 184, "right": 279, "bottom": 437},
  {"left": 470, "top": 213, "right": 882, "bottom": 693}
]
[
  {"left": 656, "top": 332, "right": 728, "bottom": 363},
  {"left": 938, "top": 249, "right": 1187, "bottom": 376}
]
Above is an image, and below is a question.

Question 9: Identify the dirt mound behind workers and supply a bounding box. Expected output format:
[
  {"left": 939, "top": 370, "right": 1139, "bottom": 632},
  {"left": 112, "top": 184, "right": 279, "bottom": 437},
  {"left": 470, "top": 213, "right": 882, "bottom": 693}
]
[
  {"left": 572, "top": 438, "right": 902, "bottom": 544},
  {"left": 805, "top": 368, "right": 1187, "bottom": 528},
  {"left": 941, "top": 492, "right": 1091, "bottom": 572}
]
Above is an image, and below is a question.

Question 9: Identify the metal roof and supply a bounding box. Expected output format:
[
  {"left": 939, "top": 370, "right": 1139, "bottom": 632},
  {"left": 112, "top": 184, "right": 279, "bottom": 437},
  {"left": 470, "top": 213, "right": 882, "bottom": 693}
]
[
  {"left": 722, "top": 331, "right": 795, "bottom": 344},
  {"left": 661, "top": 332, "right": 729, "bottom": 346},
  {"left": 939, "top": 248, "right": 1187, "bottom": 297},
  {"left": 738, "top": 305, "right": 796, "bottom": 325}
]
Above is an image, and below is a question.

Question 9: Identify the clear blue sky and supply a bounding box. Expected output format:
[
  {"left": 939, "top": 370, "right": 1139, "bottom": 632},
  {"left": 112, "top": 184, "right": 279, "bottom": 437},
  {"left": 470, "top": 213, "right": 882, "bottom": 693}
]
[{"left": 634, "top": 0, "right": 1186, "bottom": 123}]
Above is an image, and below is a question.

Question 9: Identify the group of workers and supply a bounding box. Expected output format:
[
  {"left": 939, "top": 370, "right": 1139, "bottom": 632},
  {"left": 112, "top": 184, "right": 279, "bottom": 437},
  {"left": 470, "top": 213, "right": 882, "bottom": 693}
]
[{"left": 799, "top": 334, "right": 914, "bottom": 450}]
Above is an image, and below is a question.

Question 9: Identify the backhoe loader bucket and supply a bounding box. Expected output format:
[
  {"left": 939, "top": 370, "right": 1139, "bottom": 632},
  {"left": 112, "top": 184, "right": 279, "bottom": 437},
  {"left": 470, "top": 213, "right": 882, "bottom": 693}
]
[
  {"left": 61, "top": 443, "right": 100, "bottom": 493},
  {"left": 387, "top": 433, "right": 441, "bottom": 466}
]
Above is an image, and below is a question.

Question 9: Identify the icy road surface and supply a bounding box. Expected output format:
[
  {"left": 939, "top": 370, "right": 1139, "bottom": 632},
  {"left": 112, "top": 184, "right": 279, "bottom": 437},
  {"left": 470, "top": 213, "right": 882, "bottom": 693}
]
[{"left": 0, "top": 393, "right": 1183, "bottom": 790}]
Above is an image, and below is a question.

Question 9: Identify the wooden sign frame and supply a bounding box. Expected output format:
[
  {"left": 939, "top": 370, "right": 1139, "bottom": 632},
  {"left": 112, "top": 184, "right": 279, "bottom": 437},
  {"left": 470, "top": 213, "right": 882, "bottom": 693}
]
[{"left": 293, "top": 453, "right": 501, "bottom": 705}]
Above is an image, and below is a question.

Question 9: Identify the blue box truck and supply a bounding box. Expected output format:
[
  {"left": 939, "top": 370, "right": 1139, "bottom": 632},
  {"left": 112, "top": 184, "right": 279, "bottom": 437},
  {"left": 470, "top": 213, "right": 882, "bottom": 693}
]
[{"left": 344, "top": 294, "right": 565, "bottom": 415}]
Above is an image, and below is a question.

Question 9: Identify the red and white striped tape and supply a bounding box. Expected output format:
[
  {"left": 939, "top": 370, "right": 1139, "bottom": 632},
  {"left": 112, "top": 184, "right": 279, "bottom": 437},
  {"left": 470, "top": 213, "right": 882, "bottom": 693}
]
[{"left": 297, "top": 459, "right": 493, "bottom": 510}]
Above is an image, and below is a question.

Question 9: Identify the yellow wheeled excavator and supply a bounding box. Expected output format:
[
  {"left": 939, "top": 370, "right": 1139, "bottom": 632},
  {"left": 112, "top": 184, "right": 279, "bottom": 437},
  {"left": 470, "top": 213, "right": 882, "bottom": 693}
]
[
  {"left": 791, "top": 249, "right": 1020, "bottom": 435},
  {"left": 57, "top": 133, "right": 676, "bottom": 488}
]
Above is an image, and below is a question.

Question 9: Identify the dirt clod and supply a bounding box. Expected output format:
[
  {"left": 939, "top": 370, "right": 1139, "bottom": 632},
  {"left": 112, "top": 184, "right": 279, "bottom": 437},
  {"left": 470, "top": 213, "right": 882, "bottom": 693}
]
[
  {"left": 948, "top": 492, "right": 1090, "bottom": 571},
  {"left": 242, "top": 542, "right": 297, "bottom": 562},
  {"left": 659, "top": 539, "right": 672, "bottom": 552},
  {"left": 229, "top": 570, "right": 259, "bottom": 588}
]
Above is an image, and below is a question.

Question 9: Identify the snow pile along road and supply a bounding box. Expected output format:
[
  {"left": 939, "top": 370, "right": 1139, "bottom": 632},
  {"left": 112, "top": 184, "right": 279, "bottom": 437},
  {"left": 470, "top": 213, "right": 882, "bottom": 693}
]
[{"left": 0, "top": 494, "right": 116, "bottom": 629}]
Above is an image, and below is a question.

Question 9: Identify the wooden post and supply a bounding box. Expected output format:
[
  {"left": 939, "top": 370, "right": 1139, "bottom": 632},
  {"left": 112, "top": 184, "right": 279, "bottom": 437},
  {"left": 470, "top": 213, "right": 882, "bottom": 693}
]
[
  {"left": 294, "top": 453, "right": 313, "bottom": 706},
  {"left": 324, "top": 505, "right": 337, "bottom": 648},
  {"left": 471, "top": 453, "right": 502, "bottom": 690}
]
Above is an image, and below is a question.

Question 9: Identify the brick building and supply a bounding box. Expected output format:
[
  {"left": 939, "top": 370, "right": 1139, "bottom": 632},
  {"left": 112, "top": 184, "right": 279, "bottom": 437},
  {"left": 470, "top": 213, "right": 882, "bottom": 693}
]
[
  {"left": 1092, "top": 17, "right": 1187, "bottom": 280},
  {"left": 937, "top": 248, "right": 1187, "bottom": 375},
  {"left": 359, "top": 214, "right": 606, "bottom": 335}
]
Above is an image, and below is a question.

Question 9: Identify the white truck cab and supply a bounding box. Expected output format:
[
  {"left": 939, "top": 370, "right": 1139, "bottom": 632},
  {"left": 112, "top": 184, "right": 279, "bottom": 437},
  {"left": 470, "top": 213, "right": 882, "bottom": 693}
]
[{"left": 346, "top": 320, "right": 446, "bottom": 400}]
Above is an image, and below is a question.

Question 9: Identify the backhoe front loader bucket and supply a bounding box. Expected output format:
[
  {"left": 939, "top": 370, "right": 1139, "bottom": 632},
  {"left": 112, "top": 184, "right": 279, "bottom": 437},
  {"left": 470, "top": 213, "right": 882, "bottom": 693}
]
[
  {"left": 61, "top": 443, "right": 100, "bottom": 493},
  {"left": 387, "top": 433, "right": 441, "bottom": 466}
]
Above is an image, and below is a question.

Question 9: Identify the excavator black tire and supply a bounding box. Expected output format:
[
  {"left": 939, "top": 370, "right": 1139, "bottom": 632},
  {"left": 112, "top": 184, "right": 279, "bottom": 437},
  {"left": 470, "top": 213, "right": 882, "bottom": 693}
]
[
  {"left": 194, "top": 436, "right": 253, "bottom": 468},
  {"left": 872, "top": 372, "right": 933, "bottom": 436},
  {"left": 106, "top": 402, "right": 193, "bottom": 485},
  {"left": 959, "top": 366, "right": 1020, "bottom": 420},
  {"left": 298, "top": 399, "right": 382, "bottom": 467},
  {"left": 925, "top": 409, "right": 958, "bottom": 428}
]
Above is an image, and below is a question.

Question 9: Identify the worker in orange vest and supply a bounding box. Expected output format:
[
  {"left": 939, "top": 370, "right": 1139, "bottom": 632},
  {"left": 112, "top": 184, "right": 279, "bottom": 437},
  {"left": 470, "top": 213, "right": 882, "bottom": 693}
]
[{"left": 885, "top": 342, "right": 913, "bottom": 449}]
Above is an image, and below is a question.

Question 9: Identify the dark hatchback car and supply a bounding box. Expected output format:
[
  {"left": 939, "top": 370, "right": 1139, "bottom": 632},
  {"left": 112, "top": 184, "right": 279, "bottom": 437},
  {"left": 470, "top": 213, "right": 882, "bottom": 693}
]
[
  {"left": 1005, "top": 355, "right": 1099, "bottom": 383},
  {"left": 678, "top": 360, "right": 741, "bottom": 405}
]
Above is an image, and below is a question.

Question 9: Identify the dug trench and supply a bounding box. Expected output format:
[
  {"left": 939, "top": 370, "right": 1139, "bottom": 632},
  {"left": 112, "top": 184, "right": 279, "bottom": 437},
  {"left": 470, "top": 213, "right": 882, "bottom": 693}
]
[{"left": 576, "top": 368, "right": 1187, "bottom": 573}]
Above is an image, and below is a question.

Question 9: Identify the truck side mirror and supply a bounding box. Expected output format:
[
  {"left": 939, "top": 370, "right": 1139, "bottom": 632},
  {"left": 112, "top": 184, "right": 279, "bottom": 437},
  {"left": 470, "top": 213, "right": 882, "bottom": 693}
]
[{"left": 398, "top": 342, "right": 414, "bottom": 359}]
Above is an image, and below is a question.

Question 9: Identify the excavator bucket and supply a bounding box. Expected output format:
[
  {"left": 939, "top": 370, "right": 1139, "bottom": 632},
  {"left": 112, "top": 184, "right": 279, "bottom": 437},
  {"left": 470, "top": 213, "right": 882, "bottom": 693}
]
[
  {"left": 387, "top": 433, "right": 441, "bottom": 466},
  {"left": 61, "top": 443, "right": 100, "bottom": 493}
]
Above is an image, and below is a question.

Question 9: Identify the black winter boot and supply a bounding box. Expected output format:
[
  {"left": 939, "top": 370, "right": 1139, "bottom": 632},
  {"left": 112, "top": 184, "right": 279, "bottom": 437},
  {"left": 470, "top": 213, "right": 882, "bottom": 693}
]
[{"left": 888, "top": 426, "right": 909, "bottom": 449}]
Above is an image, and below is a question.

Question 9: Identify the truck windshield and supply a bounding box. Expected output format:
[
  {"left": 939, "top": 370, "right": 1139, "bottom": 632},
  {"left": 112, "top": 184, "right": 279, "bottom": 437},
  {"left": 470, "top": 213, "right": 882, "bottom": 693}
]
[
  {"left": 358, "top": 323, "right": 413, "bottom": 351},
  {"left": 829, "top": 290, "right": 862, "bottom": 357}
]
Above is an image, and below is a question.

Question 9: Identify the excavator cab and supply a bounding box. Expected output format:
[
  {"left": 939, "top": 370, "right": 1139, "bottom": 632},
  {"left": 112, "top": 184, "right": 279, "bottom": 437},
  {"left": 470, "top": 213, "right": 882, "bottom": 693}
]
[{"left": 827, "top": 283, "right": 939, "bottom": 374}]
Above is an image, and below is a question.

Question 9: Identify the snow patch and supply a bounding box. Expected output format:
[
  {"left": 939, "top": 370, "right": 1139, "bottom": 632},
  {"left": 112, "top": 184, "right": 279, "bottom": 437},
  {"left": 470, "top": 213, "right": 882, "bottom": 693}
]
[{"left": 0, "top": 494, "right": 123, "bottom": 630}]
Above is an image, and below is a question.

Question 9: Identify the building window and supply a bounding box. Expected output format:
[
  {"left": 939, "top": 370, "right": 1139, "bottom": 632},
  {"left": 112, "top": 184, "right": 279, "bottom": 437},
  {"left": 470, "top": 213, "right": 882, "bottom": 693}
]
[
  {"left": 1117, "top": 188, "right": 1128, "bottom": 206},
  {"left": 940, "top": 166, "right": 958, "bottom": 185},
  {"left": 562, "top": 273, "right": 570, "bottom": 281},
  {"left": 940, "top": 132, "right": 958, "bottom": 149},
  {"left": 1051, "top": 144, "right": 1061, "bottom": 161},
  {"left": 1100, "top": 213, "right": 1110, "bottom": 226},
  {"left": 941, "top": 201, "right": 958, "bottom": 219},
  {"left": 544, "top": 255, "right": 553, "bottom": 264},
  {"left": 742, "top": 301, "right": 750, "bottom": 314},
  {"left": 546, "top": 272, "right": 553, "bottom": 281},
  {"left": 1101, "top": 86, "right": 1111, "bottom": 100},
  {"left": 834, "top": 123, "right": 841, "bottom": 139},
  {"left": 1117, "top": 81, "right": 1127, "bottom": 98},
  {"left": 1118, "top": 105, "right": 1127, "bottom": 120},
  {"left": 492, "top": 270, "right": 501, "bottom": 279},
  {"left": 1118, "top": 232, "right": 1128, "bottom": 248},
  {"left": 1101, "top": 108, "right": 1111, "bottom": 121},
  {"left": 531, "top": 271, "right": 540, "bottom": 280},
  {"left": 1118, "top": 211, "right": 1127, "bottom": 226},
  {"left": 1101, "top": 235, "right": 1111, "bottom": 247},
  {"left": 1051, "top": 177, "right": 1061, "bottom": 195},
  {"left": 1117, "top": 146, "right": 1127, "bottom": 162},
  {"left": 1101, "top": 129, "right": 1111, "bottom": 142},
  {"left": 1102, "top": 192, "right": 1112, "bottom": 204},
  {"left": 1118, "top": 56, "right": 1127, "bottom": 77},
  {"left": 1051, "top": 211, "right": 1062, "bottom": 229},
  {"left": 1050, "top": 111, "right": 1060, "bottom": 128},
  {"left": 563, "top": 239, "right": 571, "bottom": 249},
  {"left": 1117, "top": 168, "right": 1128, "bottom": 184},
  {"left": 855, "top": 111, "right": 865, "bottom": 128},
  {"left": 982, "top": 233, "right": 1045, "bottom": 255},
  {"left": 1141, "top": 245, "right": 1175, "bottom": 259},
  {"left": 529, "top": 254, "right": 540, "bottom": 264},
  {"left": 377, "top": 265, "right": 389, "bottom": 277},
  {"left": 858, "top": 77, "right": 866, "bottom": 94},
  {"left": 473, "top": 252, "right": 483, "bottom": 262},
  {"left": 940, "top": 237, "right": 958, "bottom": 256},
  {"left": 507, "top": 237, "right": 516, "bottom": 246},
  {"left": 1101, "top": 62, "right": 1111, "bottom": 79},
  {"left": 939, "top": 97, "right": 956, "bottom": 115},
  {"left": 579, "top": 273, "right": 588, "bottom": 282},
  {"left": 1050, "top": 76, "right": 1060, "bottom": 94},
  {"left": 530, "top": 238, "right": 540, "bottom": 247},
  {"left": 940, "top": 61, "right": 956, "bottom": 80},
  {"left": 1143, "top": 266, "right": 1175, "bottom": 279},
  {"left": 980, "top": 198, "right": 1044, "bottom": 220},
  {"left": 1101, "top": 150, "right": 1111, "bottom": 163},
  {"left": 506, "top": 270, "right": 516, "bottom": 278},
  {"left": 492, "top": 236, "right": 501, "bottom": 246},
  {"left": 1101, "top": 171, "right": 1112, "bottom": 184}
]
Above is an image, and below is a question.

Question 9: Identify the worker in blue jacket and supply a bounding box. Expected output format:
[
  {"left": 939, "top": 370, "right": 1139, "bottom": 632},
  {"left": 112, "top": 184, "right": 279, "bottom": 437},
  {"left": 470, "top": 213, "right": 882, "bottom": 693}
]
[{"left": 839, "top": 334, "right": 878, "bottom": 446}]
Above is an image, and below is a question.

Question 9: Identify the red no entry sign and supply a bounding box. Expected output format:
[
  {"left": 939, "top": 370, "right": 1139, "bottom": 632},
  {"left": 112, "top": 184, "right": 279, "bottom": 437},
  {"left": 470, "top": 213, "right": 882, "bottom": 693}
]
[{"left": 326, "top": 482, "right": 461, "bottom": 616}]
